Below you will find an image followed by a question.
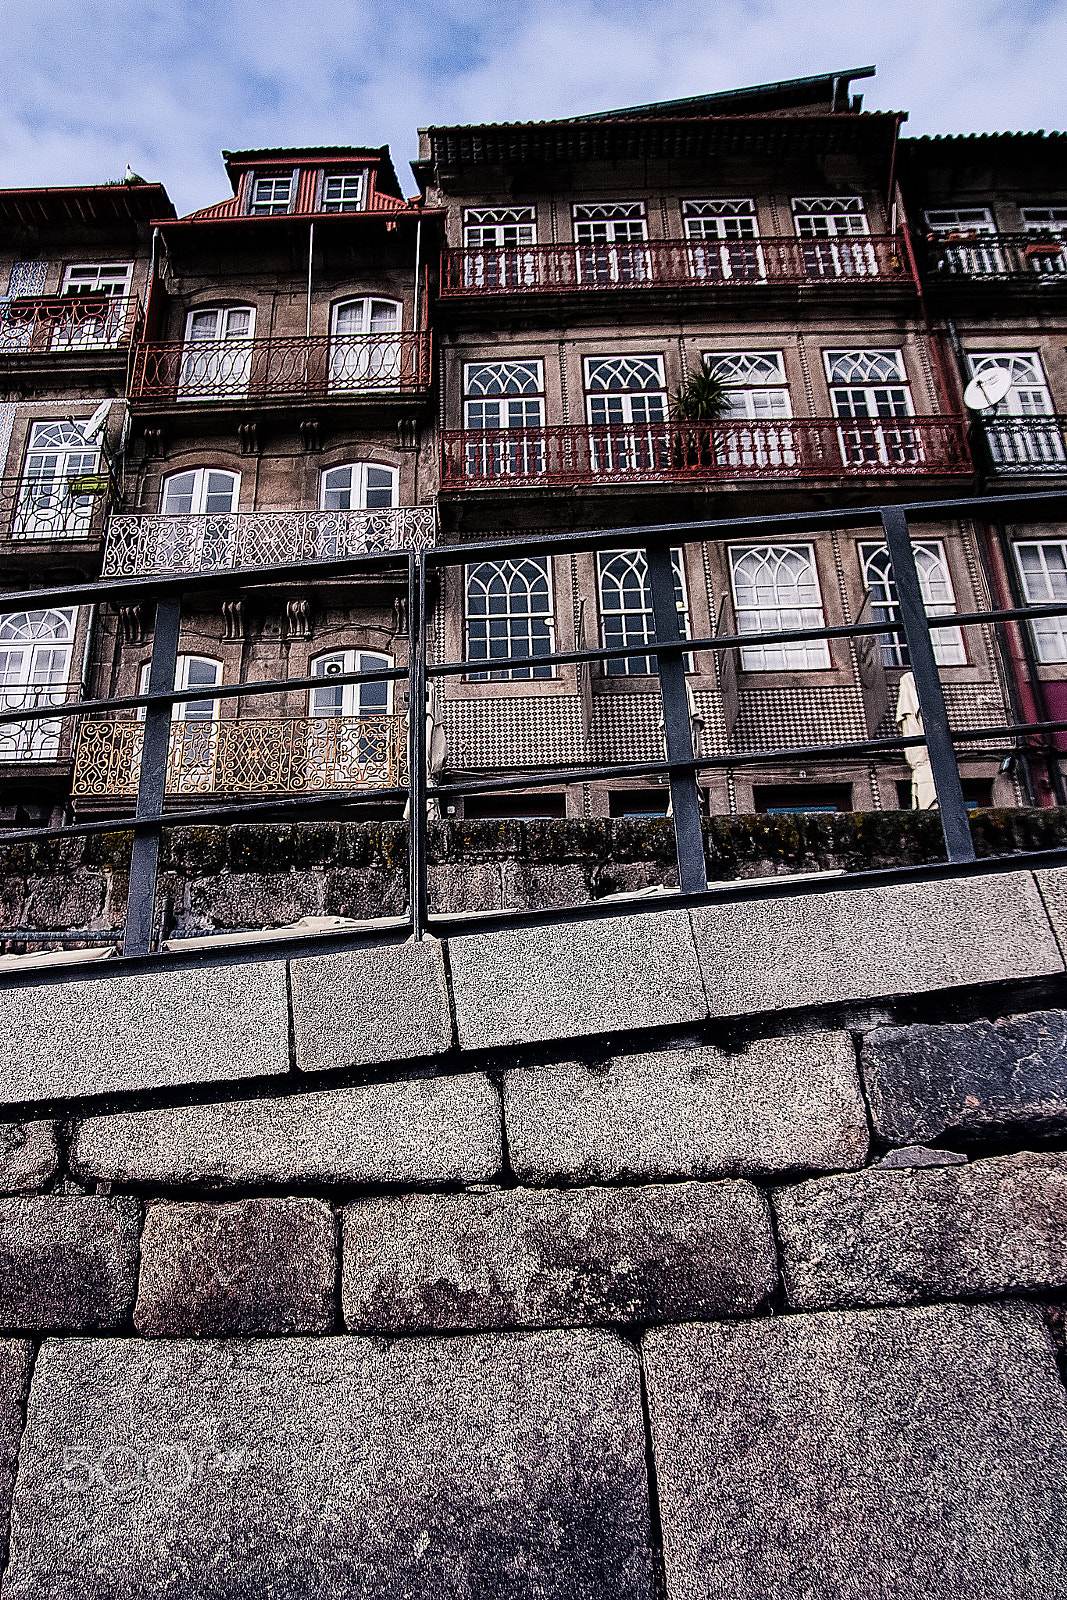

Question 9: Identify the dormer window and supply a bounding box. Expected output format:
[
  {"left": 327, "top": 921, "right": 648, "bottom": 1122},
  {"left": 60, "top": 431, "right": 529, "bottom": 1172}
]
[
  {"left": 249, "top": 174, "right": 295, "bottom": 215},
  {"left": 322, "top": 174, "right": 365, "bottom": 213}
]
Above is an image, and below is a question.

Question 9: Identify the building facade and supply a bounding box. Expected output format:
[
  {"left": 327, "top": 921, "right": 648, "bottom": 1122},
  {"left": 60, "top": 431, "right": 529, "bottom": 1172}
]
[{"left": 0, "top": 67, "right": 1064, "bottom": 828}]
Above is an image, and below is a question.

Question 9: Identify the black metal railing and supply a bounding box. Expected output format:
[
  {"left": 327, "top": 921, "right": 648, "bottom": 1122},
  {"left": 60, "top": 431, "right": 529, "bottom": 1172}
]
[{"left": 0, "top": 488, "right": 1065, "bottom": 970}]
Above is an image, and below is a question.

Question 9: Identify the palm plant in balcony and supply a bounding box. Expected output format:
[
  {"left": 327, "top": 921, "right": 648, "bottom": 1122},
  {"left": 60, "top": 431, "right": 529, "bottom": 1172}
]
[{"left": 671, "top": 363, "right": 734, "bottom": 472}]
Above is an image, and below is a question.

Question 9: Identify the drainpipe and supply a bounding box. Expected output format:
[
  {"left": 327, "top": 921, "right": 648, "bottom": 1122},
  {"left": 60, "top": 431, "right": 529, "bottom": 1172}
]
[
  {"left": 306, "top": 222, "right": 314, "bottom": 339},
  {"left": 413, "top": 217, "right": 422, "bottom": 332}
]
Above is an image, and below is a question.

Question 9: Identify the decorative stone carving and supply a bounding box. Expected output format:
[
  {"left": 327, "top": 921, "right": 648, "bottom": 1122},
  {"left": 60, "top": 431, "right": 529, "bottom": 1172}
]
[
  {"left": 221, "top": 598, "right": 245, "bottom": 642},
  {"left": 116, "top": 604, "right": 147, "bottom": 645},
  {"left": 299, "top": 417, "right": 322, "bottom": 453},
  {"left": 286, "top": 596, "right": 313, "bottom": 640},
  {"left": 237, "top": 420, "right": 259, "bottom": 456}
]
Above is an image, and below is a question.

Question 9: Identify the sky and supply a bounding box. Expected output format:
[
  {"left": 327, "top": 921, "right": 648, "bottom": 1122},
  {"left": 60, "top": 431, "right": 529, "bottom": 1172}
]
[{"left": 0, "top": 0, "right": 1065, "bottom": 216}]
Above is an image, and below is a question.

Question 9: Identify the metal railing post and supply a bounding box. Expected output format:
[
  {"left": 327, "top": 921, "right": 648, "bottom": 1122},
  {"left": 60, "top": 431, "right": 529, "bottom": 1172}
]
[
  {"left": 122, "top": 596, "right": 181, "bottom": 955},
  {"left": 646, "top": 541, "right": 708, "bottom": 893},
  {"left": 408, "top": 552, "right": 428, "bottom": 938},
  {"left": 881, "top": 505, "right": 976, "bottom": 862}
]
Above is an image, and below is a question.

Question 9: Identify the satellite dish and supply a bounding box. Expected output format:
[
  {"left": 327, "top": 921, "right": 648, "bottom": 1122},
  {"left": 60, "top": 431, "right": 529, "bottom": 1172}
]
[
  {"left": 81, "top": 400, "right": 112, "bottom": 443},
  {"left": 964, "top": 369, "right": 1012, "bottom": 411}
]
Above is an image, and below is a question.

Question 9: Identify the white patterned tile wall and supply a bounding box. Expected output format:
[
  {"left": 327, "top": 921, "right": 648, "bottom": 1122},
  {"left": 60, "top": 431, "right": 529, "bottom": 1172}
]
[
  {"left": 0, "top": 405, "right": 15, "bottom": 475},
  {"left": 5, "top": 262, "right": 48, "bottom": 297}
]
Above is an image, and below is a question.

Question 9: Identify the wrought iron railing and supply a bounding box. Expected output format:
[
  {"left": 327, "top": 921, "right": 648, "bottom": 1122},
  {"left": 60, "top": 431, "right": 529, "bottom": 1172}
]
[
  {"left": 129, "top": 332, "right": 432, "bottom": 407},
  {"left": 923, "top": 233, "right": 1067, "bottom": 282},
  {"left": 440, "top": 236, "right": 913, "bottom": 296},
  {"left": 978, "top": 418, "right": 1067, "bottom": 475},
  {"left": 102, "top": 506, "right": 437, "bottom": 577},
  {"left": 440, "top": 418, "right": 972, "bottom": 489},
  {"left": 0, "top": 683, "right": 77, "bottom": 762},
  {"left": 0, "top": 475, "right": 111, "bottom": 542},
  {"left": 72, "top": 713, "right": 408, "bottom": 798},
  {"left": 0, "top": 295, "right": 141, "bottom": 354}
]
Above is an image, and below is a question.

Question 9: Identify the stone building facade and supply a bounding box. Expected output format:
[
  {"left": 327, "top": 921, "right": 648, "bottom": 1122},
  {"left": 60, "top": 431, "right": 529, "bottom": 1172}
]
[{"left": 0, "top": 66, "right": 1064, "bottom": 828}]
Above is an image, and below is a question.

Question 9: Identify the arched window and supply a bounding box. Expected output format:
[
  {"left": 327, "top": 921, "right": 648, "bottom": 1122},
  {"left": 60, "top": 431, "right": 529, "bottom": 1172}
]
[
  {"left": 597, "top": 551, "right": 688, "bottom": 676},
  {"left": 319, "top": 464, "right": 397, "bottom": 510},
  {"left": 15, "top": 421, "right": 100, "bottom": 539},
  {"left": 329, "top": 299, "right": 402, "bottom": 390},
  {"left": 310, "top": 651, "right": 393, "bottom": 717},
  {"left": 729, "top": 545, "right": 830, "bottom": 671},
  {"left": 160, "top": 469, "right": 240, "bottom": 516},
  {"left": 156, "top": 470, "right": 241, "bottom": 571},
  {"left": 178, "top": 306, "right": 255, "bottom": 400},
  {"left": 138, "top": 655, "right": 222, "bottom": 722},
  {"left": 0, "top": 608, "right": 76, "bottom": 760},
  {"left": 466, "top": 558, "right": 554, "bottom": 680},
  {"left": 859, "top": 542, "right": 966, "bottom": 668}
]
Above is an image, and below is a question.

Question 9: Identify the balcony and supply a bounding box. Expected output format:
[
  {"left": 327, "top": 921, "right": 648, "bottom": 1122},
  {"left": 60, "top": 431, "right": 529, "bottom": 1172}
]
[
  {"left": 129, "top": 332, "right": 432, "bottom": 410},
  {"left": 439, "top": 418, "right": 972, "bottom": 491},
  {"left": 0, "top": 295, "right": 141, "bottom": 355},
  {"left": 979, "top": 417, "right": 1067, "bottom": 475},
  {"left": 439, "top": 236, "right": 913, "bottom": 298},
  {"left": 102, "top": 506, "right": 437, "bottom": 577},
  {"left": 0, "top": 475, "right": 111, "bottom": 543},
  {"left": 72, "top": 714, "right": 408, "bottom": 799},
  {"left": 0, "top": 685, "right": 78, "bottom": 764},
  {"left": 923, "top": 233, "right": 1067, "bottom": 283}
]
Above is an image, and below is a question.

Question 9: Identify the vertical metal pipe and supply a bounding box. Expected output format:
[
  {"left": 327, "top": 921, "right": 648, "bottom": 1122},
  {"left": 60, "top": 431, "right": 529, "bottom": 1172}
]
[
  {"left": 413, "top": 217, "right": 422, "bottom": 333},
  {"left": 407, "top": 553, "right": 428, "bottom": 938},
  {"left": 646, "top": 542, "right": 707, "bottom": 893},
  {"left": 122, "top": 596, "right": 181, "bottom": 955},
  {"left": 881, "top": 506, "right": 975, "bottom": 862},
  {"left": 305, "top": 222, "right": 314, "bottom": 340}
]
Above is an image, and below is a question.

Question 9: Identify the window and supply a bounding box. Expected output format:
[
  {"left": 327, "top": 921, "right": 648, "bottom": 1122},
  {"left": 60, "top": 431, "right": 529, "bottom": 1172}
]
[
  {"left": 967, "top": 352, "right": 1064, "bottom": 470},
  {"left": 329, "top": 298, "right": 402, "bottom": 390},
  {"left": 14, "top": 421, "right": 100, "bottom": 540},
  {"left": 463, "top": 361, "right": 545, "bottom": 479},
  {"left": 730, "top": 545, "right": 830, "bottom": 670},
  {"left": 249, "top": 174, "right": 295, "bottom": 215},
  {"left": 56, "top": 262, "right": 134, "bottom": 347},
  {"left": 161, "top": 469, "right": 239, "bottom": 516},
  {"left": 573, "top": 203, "right": 651, "bottom": 284},
  {"left": 597, "top": 549, "right": 689, "bottom": 676},
  {"left": 157, "top": 470, "right": 240, "bottom": 569},
  {"left": 61, "top": 263, "right": 133, "bottom": 297},
  {"left": 858, "top": 541, "right": 966, "bottom": 667},
  {"left": 138, "top": 655, "right": 222, "bottom": 782},
  {"left": 703, "top": 351, "right": 795, "bottom": 469},
  {"left": 0, "top": 608, "right": 75, "bottom": 760},
  {"left": 585, "top": 355, "right": 670, "bottom": 475},
  {"left": 826, "top": 349, "right": 919, "bottom": 468},
  {"left": 1014, "top": 543, "right": 1067, "bottom": 661},
  {"left": 793, "top": 197, "right": 877, "bottom": 278},
  {"left": 924, "top": 208, "right": 1005, "bottom": 277},
  {"left": 322, "top": 174, "right": 365, "bottom": 213},
  {"left": 466, "top": 558, "right": 554, "bottom": 680},
  {"left": 320, "top": 463, "right": 396, "bottom": 510},
  {"left": 754, "top": 784, "right": 852, "bottom": 814},
  {"left": 178, "top": 306, "right": 255, "bottom": 400},
  {"left": 462, "top": 208, "right": 537, "bottom": 288},
  {"left": 310, "top": 650, "right": 392, "bottom": 716},
  {"left": 1021, "top": 208, "right": 1067, "bottom": 277},
  {"left": 138, "top": 656, "right": 222, "bottom": 722},
  {"left": 682, "top": 200, "right": 763, "bottom": 282}
]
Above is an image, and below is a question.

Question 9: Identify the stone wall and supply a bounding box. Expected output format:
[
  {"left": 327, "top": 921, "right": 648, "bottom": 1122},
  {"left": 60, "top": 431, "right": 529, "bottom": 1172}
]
[
  {"left": 0, "top": 865, "right": 1061, "bottom": 1592},
  {"left": 2, "top": 805, "right": 1067, "bottom": 941}
]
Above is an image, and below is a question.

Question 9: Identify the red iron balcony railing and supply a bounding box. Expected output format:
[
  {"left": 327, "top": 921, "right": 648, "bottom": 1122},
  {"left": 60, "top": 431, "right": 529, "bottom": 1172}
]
[
  {"left": 923, "top": 232, "right": 1067, "bottom": 282},
  {"left": 0, "top": 295, "right": 141, "bottom": 354},
  {"left": 129, "top": 332, "right": 432, "bottom": 408},
  {"left": 440, "top": 236, "right": 913, "bottom": 296},
  {"left": 440, "top": 418, "right": 972, "bottom": 490}
]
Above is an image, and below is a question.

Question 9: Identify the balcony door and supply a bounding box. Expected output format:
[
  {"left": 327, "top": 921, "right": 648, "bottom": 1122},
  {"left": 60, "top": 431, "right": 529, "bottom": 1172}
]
[
  {"left": 317, "top": 463, "right": 398, "bottom": 557},
  {"left": 178, "top": 306, "right": 255, "bottom": 401},
  {"left": 138, "top": 654, "right": 222, "bottom": 792},
  {"left": 308, "top": 650, "right": 396, "bottom": 789},
  {"left": 682, "top": 200, "right": 763, "bottom": 282},
  {"left": 573, "top": 204, "right": 651, "bottom": 286},
  {"left": 15, "top": 421, "right": 100, "bottom": 539},
  {"left": 584, "top": 355, "right": 670, "bottom": 476},
  {"left": 159, "top": 469, "right": 240, "bottom": 570},
  {"left": 924, "top": 209, "right": 1003, "bottom": 277},
  {"left": 0, "top": 608, "right": 76, "bottom": 760},
  {"left": 329, "top": 299, "right": 402, "bottom": 391},
  {"left": 826, "top": 349, "right": 919, "bottom": 468},
  {"left": 462, "top": 208, "right": 536, "bottom": 288},
  {"left": 968, "top": 352, "right": 1064, "bottom": 470},
  {"left": 704, "top": 351, "right": 795, "bottom": 469},
  {"left": 54, "top": 262, "right": 133, "bottom": 349},
  {"left": 794, "top": 197, "right": 877, "bottom": 278}
]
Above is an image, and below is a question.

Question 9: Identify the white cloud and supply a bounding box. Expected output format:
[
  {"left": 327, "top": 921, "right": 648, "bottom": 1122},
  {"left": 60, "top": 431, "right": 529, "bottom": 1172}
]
[{"left": 0, "top": 0, "right": 1063, "bottom": 213}]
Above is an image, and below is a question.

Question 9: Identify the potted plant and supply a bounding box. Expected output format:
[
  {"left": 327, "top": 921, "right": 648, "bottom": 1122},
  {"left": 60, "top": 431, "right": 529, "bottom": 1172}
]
[{"left": 671, "top": 364, "right": 734, "bottom": 471}]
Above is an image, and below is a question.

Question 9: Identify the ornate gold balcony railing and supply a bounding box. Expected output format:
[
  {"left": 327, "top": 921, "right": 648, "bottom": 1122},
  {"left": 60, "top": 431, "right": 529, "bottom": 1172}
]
[
  {"left": 72, "top": 714, "right": 408, "bottom": 798},
  {"left": 101, "top": 506, "right": 437, "bottom": 576}
]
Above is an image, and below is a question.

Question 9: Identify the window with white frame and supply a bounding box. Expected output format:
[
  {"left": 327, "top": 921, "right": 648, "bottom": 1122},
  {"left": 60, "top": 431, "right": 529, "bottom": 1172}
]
[
  {"left": 573, "top": 203, "right": 651, "bottom": 285},
  {"left": 925, "top": 208, "right": 997, "bottom": 235},
  {"left": 793, "top": 196, "right": 876, "bottom": 278},
  {"left": 249, "top": 174, "right": 295, "bottom": 215},
  {"left": 1014, "top": 542, "right": 1067, "bottom": 661},
  {"left": 597, "top": 549, "right": 689, "bottom": 676},
  {"left": 858, "top": 541, "right": 967, "bottom": 667},
  {"left": 310, "top": 650, "right": 392, "bottom": 716},
  {"left": 61, "top": 263, "right": 133, "bottom": 297},
  {"left": 161, "top": 469, "right": 240, "bottom": 515},
  {"left": 826, "top": 349, "right": 919, "bottom": 468},
  {"left": 320, "top": 463, "right": 396, "bottom": 510},
  {"left": 178, "top": 306, "right": 255, "bottom": 400},
  {"left": 322, "top": 174, "right": 365, "bottom": 213},
  {"left": 730, "top": 545, "right": 831, "bottom": 670},
  {"left": 682, "top": 199, "right": 763, "bottom": 282},
  {"left": 573, "top": 203, "right": 648, "bottom": 243},
  {"left": 924, "top": 207, "right": 1005, "bottom": 276},
  {"left": 585, "top": 355, "right": 668, "bottom": 424},
  {"left": 466, "top": 558, "right": 554, "bottom": 680},
  {"left": 968, "top": 351, "right": 1064, "bottom": 470},
  {"left": 702, "top": 351, "right": 795, "bottom": 469},
  {"left": 15, "top": 421, "right": 100, "bottom": 540},
  {"left": 52, "top": 262, "right": 135, "bottom": 348},
  {"left": 683, "top": 199, "right": 758, "bottom": 241},
  {"left": 0, "top": 608, "right": 76, "bottom": 761},
  {"left": 464, "top": 208, "right": 536, "bottom": 248},
  {"left": 138, "top": 655, "right": 222, "bottom": 722},
  {"left": 463, "top": 362, "right": 546, "bottom": 479},
  {"left": 329, "top": 298, "right": 402, "bottom": 390},
  {"left": 157, "top": 470, "right": 240, "bottom": 569}
]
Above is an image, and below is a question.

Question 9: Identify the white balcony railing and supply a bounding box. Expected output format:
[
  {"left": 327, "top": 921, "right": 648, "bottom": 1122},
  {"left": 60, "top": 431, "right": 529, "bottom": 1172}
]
[{"left": 101, "top": 506, "right": 437, "bottom": 577}]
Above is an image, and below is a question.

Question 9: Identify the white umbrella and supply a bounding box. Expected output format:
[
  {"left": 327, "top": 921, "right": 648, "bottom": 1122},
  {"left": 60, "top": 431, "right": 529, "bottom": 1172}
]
[{"left": 895, "top": 670, "right": 937, "bottom": 809}]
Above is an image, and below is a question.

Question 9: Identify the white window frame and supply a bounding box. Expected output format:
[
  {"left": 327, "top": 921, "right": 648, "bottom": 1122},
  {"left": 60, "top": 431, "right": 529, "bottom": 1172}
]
[
  {"left": 52, "top": 261, "right": 135, "bottom": 347},
  {"left": 793, "top": 197, "right": 877, "bottom": 279},
  {"left": 328, "top": 297, "right": 403, "bottom": 391},
  {"left": 15, "top": 421, "right": 100, "bottom": 540},
  {"left": 826, "top": 349, "right": 920, "bottom": 469},
  {"left": 463, "top": 208, "right": 536, "bottom": 248},
  {"left": 248, "top": 173, "right": 297, "bottom": 216},
  {"left": 160, "top": 469, "right": 240, "bottom": 516},
  {"left": 1014, "top": 542, "right": 1067, "bottom": 662},
  {"left": 584, "top": 355, "right": 668, "bottom": 425},
  {"left": 924, "top": 208, "right": 1006, "bottom": 277},
  {"left": 701, "top": 351, "right": 796, "bottom": 469},
  {"left": 1021, "top": 208, "right": 1067, "bottom": 277},
  {"left": 321, "top": 174, "right": 365, "bottom": 213},
  {"left": 319, "top": 463, "right": 397, "bottom": 510},
  {"left": 573, "top": 204, "right": 651, "bottom": 285},
  {"left": 138, "top": 655, "right": 222, "bottom": 723},
  {"left": 572, "top": 203, "right": 648, "bottom": 242},
  {"left": 465, "top": 557, "right": 556, "bottom": 681},
  {"left": 968, "top": 352, "right": 1064, "bottom": 470},
  {"left": 730, "top": 544, "right": 831, "bottom": 671},
  {"left": 858, "top": 541, "right": 967, "bottom": 668},
  {"left": 61, "top": 262, "right": 133, "bottom": 297},
  {"left": 682, "top": 200, "right": 764, "bottom": 282},
  {"left": 178, "top": 306, "right": 255, "bottom": 401},
  {"left": 463, "top": 360, "right": 545, "bottom": 430},
  {"left": 597, "top": 549, "right": 690, "bottom": 677},
  {"left": 310, "top": 649, "right": 393, "bottom": 716},
  {"left": 0, "top": 608, "right": 76, "bottom": 761}
]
